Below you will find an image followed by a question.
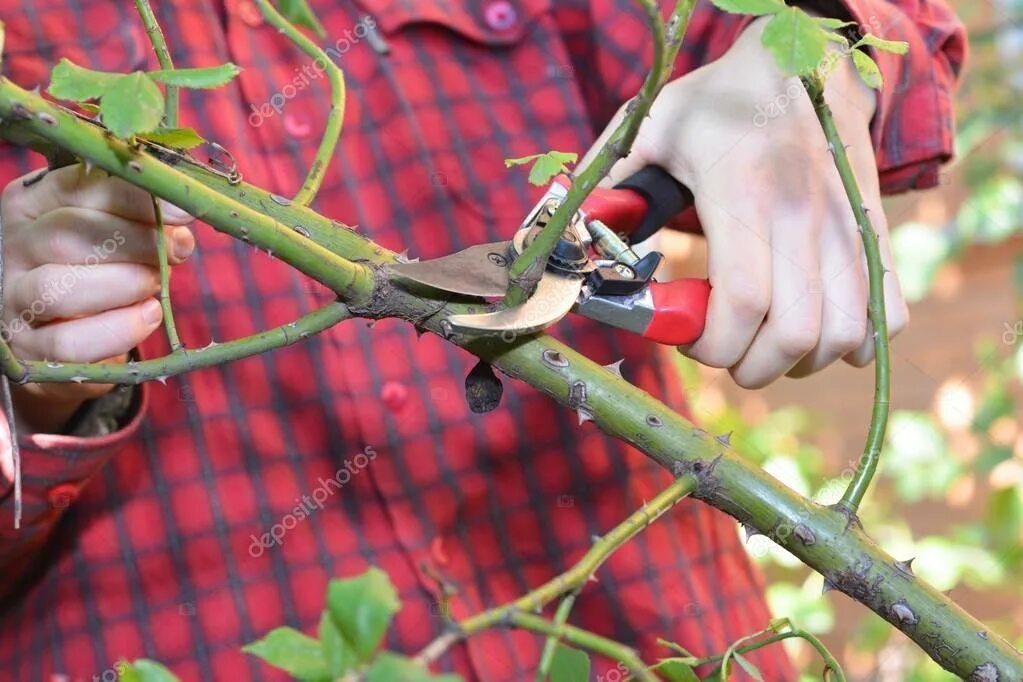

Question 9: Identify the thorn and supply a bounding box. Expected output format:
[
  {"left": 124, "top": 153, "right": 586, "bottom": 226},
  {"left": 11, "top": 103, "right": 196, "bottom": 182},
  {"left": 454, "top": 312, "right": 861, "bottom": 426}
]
[
  {"left": 603, "top": 359, "right": 624, "bottom": 377},
  {"left": 741, "top": 523, "right": 761, "bottom": 543},
  {"left": 577, "top": 408, "right": 593, "bottom": 425},
  {"left": 895, "top": 558, "right": 915, "bottom": 576},
  {"left": 396, "top": 249, "right": 412, "bottom": 264},
  {"left": 265, "top": 248, "right": 274, "bottom": 258},
  {"left": 587, "top": 574, "right": 599, "bottom": 583},
  {"left": 156, "top": 376, "right": 169, "bottom": 385},
  {"left": 83, "top": 159, "right": 94, "bottom": 176},
  {"left": 201, "top": 339, "right": 219, "bottom": 351},
  {"left": 715, "top": 431, "right": 732, "bottom": 446},
  {"left": 822, "top": 579, "right": 837, "bottom": 595},
  {"left": 590, "top": 534, "right": 602, "bottom": 544},
  {"left": 69, "top": 376, "right": 87, "bottom": 384},
  {"left": 30, "top": 84, "right": 41, "bottom": 95}
]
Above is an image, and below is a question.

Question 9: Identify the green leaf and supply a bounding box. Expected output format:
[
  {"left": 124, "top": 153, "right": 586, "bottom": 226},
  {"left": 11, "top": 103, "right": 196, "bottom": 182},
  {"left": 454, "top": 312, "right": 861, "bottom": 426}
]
[
  {"left": 365, "top": 652, "right": 462, "bottom": 682},
  {"left": 734, "top": 653, "right": 765, "bottom": 681},
  {"left": 242, "top": 627, "right": 331, "bottom": 681},
  {"left": 852, "top": 49, "right": 883, "bottom": 89},
  {"left": 100, "top": 71, "right": 165, "bottom": 139},
  {"left": 652, "top": 659, "right": 700, "bottom": 682},
  {"left": 761, "top": 7, "right": 830, "bottom": 77},
  {"left": 48, "top": 58, "right": 121, "bottom": 101},
  {"left": 148, "top": 63, "right": 241, "bottom": 89},
  {"left": 707, "top": 0, "right": 785, "bottom": 15},
  {"left": 277, "top": 0, "right": 327, "bottom": 38},
  {"left": 549, "top": 643, "right": 590, "bottom": 682},
  {"left": 815, "top": 17, "right": 856, "bottom": 30},
  {"left": 139, "top": 127, "right": 206, "bottom": 150},
  {"left": 318, "top": 611, "right": 357, "bottom": 678},
  {"left": 504, "top": 150, "right": 578, "bottom": 186},
  {"left": 118, "top": 659, "right": 181, "bottom": 682},
  {"left": 856, "top": 33, "right": 909, "bottom": 55},
  {"left": 326, "top": 567, "right": 401, "bottom": 662}
]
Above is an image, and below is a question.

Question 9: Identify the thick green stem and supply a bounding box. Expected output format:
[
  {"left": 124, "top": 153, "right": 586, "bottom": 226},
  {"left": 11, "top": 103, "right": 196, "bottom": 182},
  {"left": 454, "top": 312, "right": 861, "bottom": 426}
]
[
  {"left": 133, "top": 0, "right": 178, "bottom": 127},
  {"left": 150, "top": 197, "right": 182, "bottom": 351},
  {"left": 254, "top": 0, "right": 345, "bottom": 207},
  {"left": 803, "top": 76, "right": 891, "bottom": 514},
  {"left": 503, "top": 0, "right": 696, "bottom": 306}
]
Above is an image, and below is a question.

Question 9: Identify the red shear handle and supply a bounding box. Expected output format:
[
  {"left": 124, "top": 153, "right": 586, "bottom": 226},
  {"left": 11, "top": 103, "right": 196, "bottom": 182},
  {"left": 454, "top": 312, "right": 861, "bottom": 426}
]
[{"left": 643, "top": 278, "right": 711, "bottom": 346}]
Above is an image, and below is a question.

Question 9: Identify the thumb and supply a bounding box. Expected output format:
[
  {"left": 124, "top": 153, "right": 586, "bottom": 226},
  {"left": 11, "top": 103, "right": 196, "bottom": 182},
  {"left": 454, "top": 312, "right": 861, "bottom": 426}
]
[{"left": 578, "top": 100, "right": 661, "bottom": 188}]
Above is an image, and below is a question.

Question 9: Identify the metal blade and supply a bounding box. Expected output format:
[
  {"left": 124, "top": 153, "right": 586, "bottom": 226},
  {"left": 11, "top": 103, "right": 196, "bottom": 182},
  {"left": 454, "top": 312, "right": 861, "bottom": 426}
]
[
  {"left": 446, "top": 272, "right": 583, "bottom": 337},
  {"left": 389, "top": 241, "right": 512, "bottom": 298}
]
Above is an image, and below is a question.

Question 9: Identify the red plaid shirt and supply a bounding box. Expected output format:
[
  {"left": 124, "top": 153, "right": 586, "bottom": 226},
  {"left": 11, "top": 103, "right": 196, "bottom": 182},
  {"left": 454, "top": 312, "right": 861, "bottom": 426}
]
[{"left": 0, "top": 1, "right": 963, "bottom": 680}]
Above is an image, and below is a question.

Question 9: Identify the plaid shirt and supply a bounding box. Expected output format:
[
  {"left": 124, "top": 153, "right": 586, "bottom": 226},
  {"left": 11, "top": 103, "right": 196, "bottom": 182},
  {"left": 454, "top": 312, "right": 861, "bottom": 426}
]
[{"left": 0, "top": 1, "right": 963, "bottom": 680}]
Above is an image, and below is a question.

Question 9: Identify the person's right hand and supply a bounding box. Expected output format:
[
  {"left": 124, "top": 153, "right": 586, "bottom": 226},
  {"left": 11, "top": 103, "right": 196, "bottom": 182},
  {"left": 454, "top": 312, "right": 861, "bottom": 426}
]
[{"left": 1, "top": 164, "right": 195, "bottom": 433}]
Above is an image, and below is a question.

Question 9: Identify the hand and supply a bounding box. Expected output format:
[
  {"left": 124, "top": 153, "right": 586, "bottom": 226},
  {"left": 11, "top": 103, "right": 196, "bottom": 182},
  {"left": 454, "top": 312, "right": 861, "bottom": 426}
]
[
  {"left": 584, "top": 17, "right": 908, "bottom": 388},
  {"left": 1, "top": 164, "right": 195, "bottom": 433}
]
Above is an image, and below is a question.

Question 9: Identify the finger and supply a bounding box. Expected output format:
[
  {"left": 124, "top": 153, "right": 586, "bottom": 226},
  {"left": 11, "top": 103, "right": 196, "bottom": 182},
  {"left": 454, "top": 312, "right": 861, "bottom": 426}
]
[
  {"left": 3, "top": 164, "right": 193, "bottom": 225},
  {"left": 7, "top": 263, "right": 160, "bottom": 325},
  {"left": 730, "top": 200, "right": 824, "bottom": 388},
  {"left": 13, "top": 299, "right": 163, "bottom": 363},
  {"left": 787, "top": 200, "right": 868, "bottom": 377},
  {"left": 12, "top": 206, "right": 195, "bottom": 268},
  {"left": 681, "top": 196, "right": 772, "bottom": 368}
]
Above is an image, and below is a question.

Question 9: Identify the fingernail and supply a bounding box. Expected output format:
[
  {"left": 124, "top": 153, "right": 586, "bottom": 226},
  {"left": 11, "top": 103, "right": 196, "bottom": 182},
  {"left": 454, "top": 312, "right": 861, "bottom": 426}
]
[
  {"left": 172, "top": 227, "right": 194, "bottom": 260},
  {"left": 142, "top": 299, "right": 163, "bottom": 325},
  {"left": 159, "top": 199, "right": 192, "bottom": 223}
]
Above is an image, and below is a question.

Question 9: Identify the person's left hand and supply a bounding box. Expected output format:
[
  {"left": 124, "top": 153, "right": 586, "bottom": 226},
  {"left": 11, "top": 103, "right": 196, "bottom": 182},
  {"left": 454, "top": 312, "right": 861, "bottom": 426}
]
[{"left": 581, "top": 17, "right": 909, "bottom": 389}]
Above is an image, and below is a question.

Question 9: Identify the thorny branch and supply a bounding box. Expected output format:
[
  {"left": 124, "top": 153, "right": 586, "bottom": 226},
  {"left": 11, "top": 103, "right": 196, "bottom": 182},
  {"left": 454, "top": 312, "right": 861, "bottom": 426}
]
[{"left": 0, "top": 2, "right": 1018, "bottom": 680}]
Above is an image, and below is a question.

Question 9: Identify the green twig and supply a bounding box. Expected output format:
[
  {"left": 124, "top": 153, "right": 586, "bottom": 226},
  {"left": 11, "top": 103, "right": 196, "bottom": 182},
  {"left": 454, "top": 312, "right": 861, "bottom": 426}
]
[
  {"left": 802, "top": 75, "right": 891, "bottom": 514},
  {"left": 506, "top": 612, "right": 658, "bottom": 682},
  {"left": 535, "top": 592, "right": 579, "bottom": 681},
  {"left": 0, "top": 303, "right": 350, "bottom": 385},
  {"left": 416, "top": 475, "right": 698, "bottom": 671},
  {"left": 132, "top": 0, "right": 178, "bottom": 127},
  {"left": 696, "top": 626, "right": 844, "bottom": 680},
  {"left": 254, "top": 0, "right": 345, "bottom": 207},
  {"left": 503, "top": 0, "right": 696, "bottom": 306},
  {"left": 150, "top": 196, "right": 182, "bottom": 351}
]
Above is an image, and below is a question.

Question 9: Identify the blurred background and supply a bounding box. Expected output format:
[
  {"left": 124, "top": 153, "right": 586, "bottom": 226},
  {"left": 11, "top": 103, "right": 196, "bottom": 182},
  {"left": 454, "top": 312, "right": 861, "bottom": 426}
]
[{"left": 663, "top": 0, "right": 1022, "bottom": 678}]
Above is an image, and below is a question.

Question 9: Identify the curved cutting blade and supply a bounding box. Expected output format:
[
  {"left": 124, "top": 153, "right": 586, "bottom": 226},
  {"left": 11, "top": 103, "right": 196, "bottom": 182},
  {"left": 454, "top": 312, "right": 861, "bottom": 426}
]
[
  {"left": 389, "top": 241, "right": 512, "bottom": 298},
  {"left": 446, "top": 272, "right": 583, "bottom": 337}
]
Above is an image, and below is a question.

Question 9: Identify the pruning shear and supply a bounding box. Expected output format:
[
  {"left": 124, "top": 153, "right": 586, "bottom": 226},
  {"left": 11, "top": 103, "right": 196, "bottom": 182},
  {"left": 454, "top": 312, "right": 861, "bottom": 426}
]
[{"left": 390, "top": 166, "right": 711, "bottom": 345}]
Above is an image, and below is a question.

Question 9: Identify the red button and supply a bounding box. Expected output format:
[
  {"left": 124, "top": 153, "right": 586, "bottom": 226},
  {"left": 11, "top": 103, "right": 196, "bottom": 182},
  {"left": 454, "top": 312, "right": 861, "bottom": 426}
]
[
  {"left": 48, "top": 483, "right": 79, "bottom": 508},
  {"left": 238, "top": 1, "right": 263, "bottom": 27},
  {"left": 381, "top": 381, "right": 408, "bottom": 411},
  {"left": 484, "top": 1, "right": 518, "bottom": 31}
]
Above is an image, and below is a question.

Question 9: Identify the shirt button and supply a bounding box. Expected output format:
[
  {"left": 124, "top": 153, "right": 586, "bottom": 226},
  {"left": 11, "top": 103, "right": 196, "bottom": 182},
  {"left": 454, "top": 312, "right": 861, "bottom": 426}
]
[
  {"left": 381, "top": 381, "right": 408, "bottom": 411},
  {"left": 48, "top": 483, "right": 79, "bottom": 509},
  {"left": 283, "top": 114, "right": 312, "bottom": 138},
  {"left": 484, "top": 0, "right": 518, "bottom": 32},
  {"left": 238, "top": 1, "right": 264, "bottom": 27}
]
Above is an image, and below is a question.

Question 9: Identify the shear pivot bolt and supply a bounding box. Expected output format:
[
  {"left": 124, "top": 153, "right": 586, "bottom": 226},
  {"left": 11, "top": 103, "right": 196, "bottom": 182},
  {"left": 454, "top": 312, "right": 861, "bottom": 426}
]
[
  {"left": 613, "top": 263, "right": 635, "bottom": 279},
  {"left": 487, "top": 252, "right": 507, "bottom": 266}
]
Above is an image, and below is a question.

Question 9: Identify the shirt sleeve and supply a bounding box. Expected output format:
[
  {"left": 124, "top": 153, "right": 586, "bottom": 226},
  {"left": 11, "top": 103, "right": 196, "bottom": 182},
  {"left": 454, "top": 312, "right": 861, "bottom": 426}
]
[
  {"left": 0, "top": 383, "right": 149, "bottom": 597},
  {"left": 700, "top": 0, "right": 967, "bottom": 194}
]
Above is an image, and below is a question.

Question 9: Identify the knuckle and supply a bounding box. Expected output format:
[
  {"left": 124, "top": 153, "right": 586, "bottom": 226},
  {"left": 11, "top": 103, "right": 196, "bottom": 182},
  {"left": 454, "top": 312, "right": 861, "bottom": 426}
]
[
  {"left": 777, "top": 322, "right": 819, "bottom": 358},
  {"left": 48, "top": 329, "right": 80, "bottom": 362},
  {"left": 1, "top": 180, "right": 26, "bottom": 220},
  {"left": 723, "top": 276, "right": 770, "bottom": 322},
  {"left": 832, "top": 316, "right": 868, "bottom": 352}
]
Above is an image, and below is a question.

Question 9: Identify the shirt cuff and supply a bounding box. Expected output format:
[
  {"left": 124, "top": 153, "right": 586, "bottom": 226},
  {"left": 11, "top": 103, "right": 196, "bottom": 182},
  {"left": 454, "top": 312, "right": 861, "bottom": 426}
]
[
  {"left": 0, "top": 380, "right": 148, "bottom": 530},
  {"left": 699, "top": 0, "right": 966, "bottom": 195}
]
